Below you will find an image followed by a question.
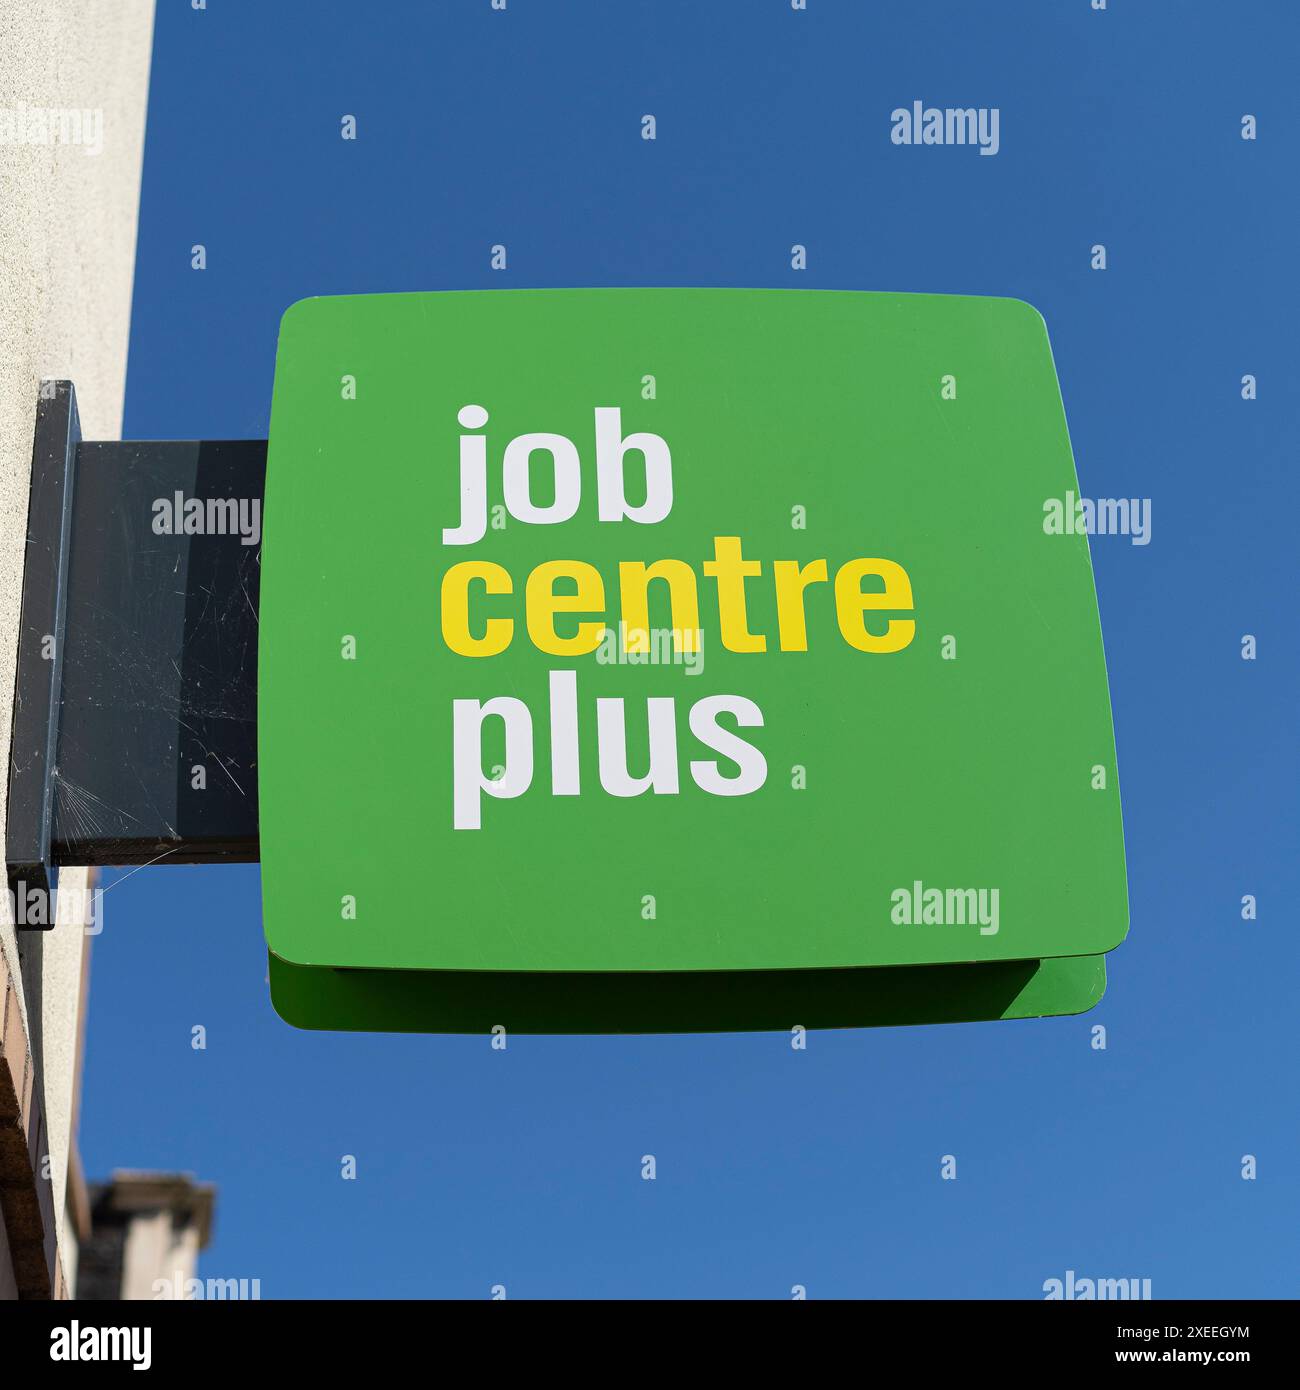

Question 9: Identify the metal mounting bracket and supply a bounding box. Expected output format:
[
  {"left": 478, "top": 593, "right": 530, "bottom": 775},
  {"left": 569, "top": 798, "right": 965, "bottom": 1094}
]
[{"left": 6, "top": 382, "right": 265, "bottom": 924}]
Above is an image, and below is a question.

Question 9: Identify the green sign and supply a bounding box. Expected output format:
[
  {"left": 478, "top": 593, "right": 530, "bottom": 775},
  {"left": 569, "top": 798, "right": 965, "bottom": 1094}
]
[
  {"left": 259, "top": 288, "right": 1127, "bottom": 1029},
  {"left": 268, "top": 951, "right": 1107, "bottom": 1035}
]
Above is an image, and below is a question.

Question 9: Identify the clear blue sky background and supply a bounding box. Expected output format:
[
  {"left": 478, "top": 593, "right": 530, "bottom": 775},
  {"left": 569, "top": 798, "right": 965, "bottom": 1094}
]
[{"left": 80, "top": 1, "right": 1297, "bottom": 1298}]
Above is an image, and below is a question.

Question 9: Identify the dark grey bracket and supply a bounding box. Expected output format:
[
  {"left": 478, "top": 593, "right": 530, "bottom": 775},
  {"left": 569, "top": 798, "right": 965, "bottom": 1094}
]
[{"left": 7, "top": 382, "right": 264, "bottom": 924}]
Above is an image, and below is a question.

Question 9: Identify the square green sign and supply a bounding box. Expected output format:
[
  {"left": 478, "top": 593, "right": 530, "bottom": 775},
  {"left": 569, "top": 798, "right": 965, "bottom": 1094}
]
[{"left": 260, "top": 289, "right": 1127, "bottom": 1010}]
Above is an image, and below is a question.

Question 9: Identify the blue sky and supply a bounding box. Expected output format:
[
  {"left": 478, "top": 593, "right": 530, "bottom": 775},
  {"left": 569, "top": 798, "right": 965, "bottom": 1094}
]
[{"left": 79, "top": 0, "right": 1297, "bottom": 1298}]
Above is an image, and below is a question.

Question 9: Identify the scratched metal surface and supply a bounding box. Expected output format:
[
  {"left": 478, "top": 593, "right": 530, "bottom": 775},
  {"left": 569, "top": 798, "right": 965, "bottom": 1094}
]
[{"left": 50, "top": 440, "right": 264, "bottom": 864}]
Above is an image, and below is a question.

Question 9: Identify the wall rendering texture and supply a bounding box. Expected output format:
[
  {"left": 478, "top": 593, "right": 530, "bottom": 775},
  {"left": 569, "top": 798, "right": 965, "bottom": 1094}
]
[{"left": 0, "top": 0, "right": 155, "bottom": 1296}]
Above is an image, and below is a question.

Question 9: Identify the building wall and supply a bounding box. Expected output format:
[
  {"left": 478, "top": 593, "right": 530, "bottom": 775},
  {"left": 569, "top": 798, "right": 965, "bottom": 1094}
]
[
  {"left": 119, "top": 1206, "right": 203, "bottom": 1302},
  {"left": 78, "top": 1174, "right": 213, "bottom": 1301},
  {"left": 0, "top": 1196, "right": 17, "bottom": 1299},
  {"left": 46, "top": 866, "right": 95, "bottom": 1286},
  {"left": 0, "top": 0, "right": 155, "bottom": 1296}
]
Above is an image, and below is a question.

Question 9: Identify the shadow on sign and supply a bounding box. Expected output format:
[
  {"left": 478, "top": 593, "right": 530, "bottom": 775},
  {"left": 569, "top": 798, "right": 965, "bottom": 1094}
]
[{"left": 266, "top": 951, "right": 1106, "bottom": 1035}]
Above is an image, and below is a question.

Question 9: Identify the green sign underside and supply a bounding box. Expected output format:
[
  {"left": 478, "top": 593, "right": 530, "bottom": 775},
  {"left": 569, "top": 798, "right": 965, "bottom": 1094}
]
[
  {"left": 261, "top": 288, "right": 1127, "bottom": 981},
  {"left": 267, "top": 951, "right": 1106, "bottom": 1035}
]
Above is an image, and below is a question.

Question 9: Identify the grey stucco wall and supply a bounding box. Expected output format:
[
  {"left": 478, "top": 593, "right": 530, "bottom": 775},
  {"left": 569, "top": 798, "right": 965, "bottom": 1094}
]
[{"left": 0, "top": 0, "right": 155, "bottom": 1280}]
